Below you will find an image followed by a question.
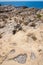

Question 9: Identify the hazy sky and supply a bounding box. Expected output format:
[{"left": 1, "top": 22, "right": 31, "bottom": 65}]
[{"left": 0, "top": 0, "right": 43, "bottom": 1}]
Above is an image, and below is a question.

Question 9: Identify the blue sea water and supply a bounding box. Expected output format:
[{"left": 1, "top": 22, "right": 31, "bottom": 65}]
[{"left": 0, "top": 1, "right": 43, "bottom": 9}]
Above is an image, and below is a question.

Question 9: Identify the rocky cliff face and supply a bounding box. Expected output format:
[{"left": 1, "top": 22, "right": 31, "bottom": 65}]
[{"left": 0, "top": 5, "right": 43, "bottom": 65}]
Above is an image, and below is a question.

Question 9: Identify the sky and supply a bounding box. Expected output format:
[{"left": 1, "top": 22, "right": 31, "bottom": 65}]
[{"left": 0, "top": 0, "right": 43, "bottom": 1}]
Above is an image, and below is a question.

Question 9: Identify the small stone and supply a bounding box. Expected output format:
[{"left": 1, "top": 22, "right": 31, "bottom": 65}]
[
  {"left": 14, "top": 54, "right": 27, "bottom": 64},
  {"left": 30, "top": 52, "right": 36, "bottom": 60}
]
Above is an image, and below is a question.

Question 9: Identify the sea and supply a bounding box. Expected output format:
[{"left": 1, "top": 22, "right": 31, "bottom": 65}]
[{"left": 0, "top": 1, "right": 43, "bottom": 9}]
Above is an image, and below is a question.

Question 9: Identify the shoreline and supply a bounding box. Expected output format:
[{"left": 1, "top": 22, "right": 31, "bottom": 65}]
[{"left": 0, "top": 1, "right": 43, "bottom": 9}]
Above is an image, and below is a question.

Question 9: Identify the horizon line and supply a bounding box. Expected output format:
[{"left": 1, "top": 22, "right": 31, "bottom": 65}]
[{"left": 0, "top": 0, "right": 43, "bottom": 2}]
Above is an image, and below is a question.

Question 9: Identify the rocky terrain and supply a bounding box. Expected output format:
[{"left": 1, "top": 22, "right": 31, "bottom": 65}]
[{"left": 0, "top": 5, "right": 43, "bottom": 65}]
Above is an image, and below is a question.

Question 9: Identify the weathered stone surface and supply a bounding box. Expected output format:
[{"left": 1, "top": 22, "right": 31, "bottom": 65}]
[{"left": 0, "top": 5, "right": 43, "bottom": 65}]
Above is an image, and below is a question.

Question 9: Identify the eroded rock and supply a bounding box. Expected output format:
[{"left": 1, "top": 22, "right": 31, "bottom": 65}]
[{"left": 0, "top": 5, "right": 43, "bottom": 65}]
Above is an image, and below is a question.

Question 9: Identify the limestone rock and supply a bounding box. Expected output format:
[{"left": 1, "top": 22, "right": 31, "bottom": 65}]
[{"left": 0, "top": 5, "right": 43, "bottom": 65}]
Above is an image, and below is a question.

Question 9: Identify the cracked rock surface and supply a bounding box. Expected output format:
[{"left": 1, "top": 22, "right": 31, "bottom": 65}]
[{"left": 0, "top": 5, "right": 43, "bottom": 65}]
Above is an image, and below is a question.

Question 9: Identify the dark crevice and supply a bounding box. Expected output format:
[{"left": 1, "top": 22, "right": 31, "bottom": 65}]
[
  {"left": 31, "top": 35, "right": 37, "bottom": 41},
  {"left": 9, "top": 49, "right": 15, "bottom": 54},
  {"left": 14, "top": 24, "right": 22, "bottom": 30},
  {"left": 38, "top": 49, "right": 42, "bottom": 52},
  {"left": 0, "top": 34, "right": 2, "bottom": 38},
  {"left": 30, "top": 23, "right": 36, "bottom": 27},
  {"left": 12, "top": 24, "right": 22, "bottom": 35},
  {"left": 12, "top": 29, "right": 16, "bottom": 34}
]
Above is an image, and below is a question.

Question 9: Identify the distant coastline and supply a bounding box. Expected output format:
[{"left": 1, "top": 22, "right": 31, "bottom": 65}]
[{"left": 0, "top": 1, "right": 43, "bottom": 9}]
